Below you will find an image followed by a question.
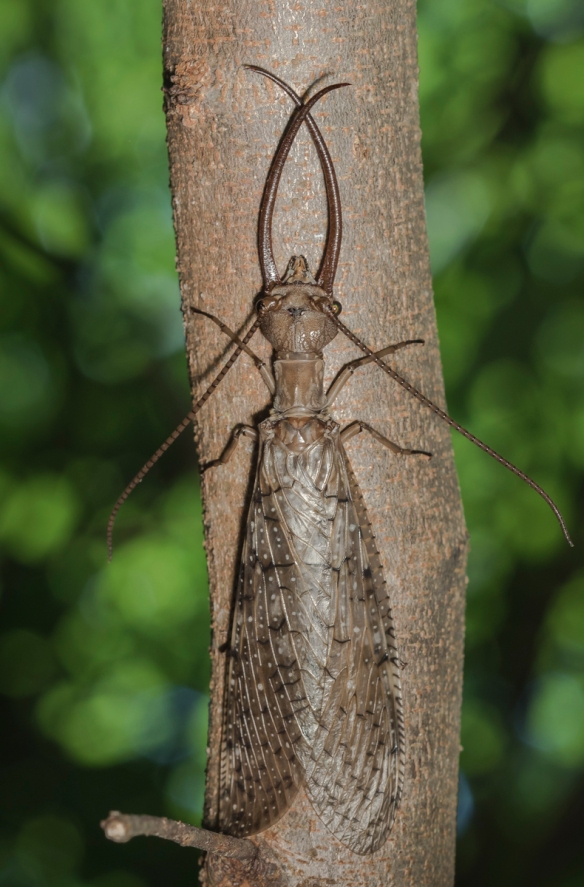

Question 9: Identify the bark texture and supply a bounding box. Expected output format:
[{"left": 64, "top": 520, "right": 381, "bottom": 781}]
[{"left": 162, "top": 2, "right": 468, "bottom": 885}]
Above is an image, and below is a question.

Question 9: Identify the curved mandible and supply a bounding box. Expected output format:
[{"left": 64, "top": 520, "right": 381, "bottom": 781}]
[
  {"left": 252, "top": 77, "right": 349, "bottom": 292},
  {"left": 247, "top": 66, "right": 345, "bottom": 295}
]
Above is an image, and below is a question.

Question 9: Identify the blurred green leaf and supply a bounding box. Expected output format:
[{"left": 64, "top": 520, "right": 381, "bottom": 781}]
[
  {"left": 36, "top": 659, "right": 172, "bottom": 766},
  {"left": 512, "top": 752, "right": 574, "bottom": 821},
  {"left": 96, "top": 536, "right": 201, "bottom": 635},
  {"left": 0, "top": 335, "right": 57, "bottom": 433},
  {"left": 53, "top": 0, "right": 167, "bottom": 167},
  {"left": 426, "top": 170, "right": 491, "bottom": 272},
  {"left": 545, "top": 571, "right": 584, "bottom": 657},
  {"left": 16, "top": 815, "right": 83, "bottom": 880},
  {"left": 539, "top": 39, "right": 584, "bottom": 123},
  {"left": 165, "top": 759, "right": 205, "bottom": 826},
  {"left": 0, "top": 1, "right": 32, "bottom": 68},
  {"left": 164, "top": 694, "right": 208, "bottom": 824},
  {"left": 526, "top": 221, "right": 584, "bottom": 284},
  {"left": 32, "top": 180, "right": 91, "bottom": 258},
  {"left": 536, "top": 300, "right": 584, "bottom": 380},
  {"left": 54, "top": 606, "right": 137, "bottom": 682},
  {"left": 461, "top": 699, "right": 507, "bottom": 775},
  {"left": 0, "top": 474, "right": 80, "bottom": 562},
  {"left": 527, "top": 0, "right": 584, "bottom": 41},
  {"left": 493, "top": 477, "right": 567, "bottom": 560},
  {"left": 527, "top": 672, "right": 584, "bottom": 766}
]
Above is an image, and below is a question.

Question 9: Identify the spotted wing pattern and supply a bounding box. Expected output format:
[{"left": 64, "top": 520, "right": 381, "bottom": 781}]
[{"left": 219, "top": 418, "right": 404, "bottom": 854}]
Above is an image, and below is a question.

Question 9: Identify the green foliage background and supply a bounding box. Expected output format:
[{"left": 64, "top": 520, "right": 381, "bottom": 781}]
[{"left": 0, "top": 0, "right": 582, "bottom": 884}]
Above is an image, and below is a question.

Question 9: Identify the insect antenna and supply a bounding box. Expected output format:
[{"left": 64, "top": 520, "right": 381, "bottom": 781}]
[
  {"left": 246, "top": 66, "right": 343, "bottom": 295},
  {"left": 106, "top": 317, "right": 260, "bottom": 561},
  {"left": 255, "top": 79, "right": 349, "bottom": 292},
  {"left": 330, "top": 313, "right": 573, "bottom": 546}
]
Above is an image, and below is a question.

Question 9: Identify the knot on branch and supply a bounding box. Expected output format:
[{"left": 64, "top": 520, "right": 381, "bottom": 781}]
[{"left": 162, "top": 60, "right": 212, "bottom": 126}]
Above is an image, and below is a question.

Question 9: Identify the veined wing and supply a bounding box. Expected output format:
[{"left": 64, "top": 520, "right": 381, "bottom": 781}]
[
  {"left": 219, "top": 420, "right": 404, "bottom": 854},
  {"left": 218, "top": 465, "right": 304, "bottom": 837},
  {"left": 303, "top": 446, "right": 405, "bottom": 854}
]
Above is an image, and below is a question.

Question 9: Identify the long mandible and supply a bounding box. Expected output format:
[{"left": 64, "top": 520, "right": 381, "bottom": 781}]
[
  {"left": 246, "top": 65, "right": 344, "bottom": 294},
  {"left": 255, "top": 81, "right": 349, "bottom": 291}
]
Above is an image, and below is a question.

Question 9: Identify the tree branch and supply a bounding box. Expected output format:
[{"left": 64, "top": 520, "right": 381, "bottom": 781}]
[
  {"left": 100, "top": 811, "right": 256, "bottom": 860},
  {"left": 100, "top": 811, "right": 289, "bottom": 887}
]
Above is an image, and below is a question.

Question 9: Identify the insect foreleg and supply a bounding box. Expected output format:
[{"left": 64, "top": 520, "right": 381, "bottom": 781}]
[
  {"left": 341, "top": 420, "right": 432, "bottom": 458},
  {"left": 106, "top": 317, "right": 261, "bottom": 559},
  {"left": 201, "top": 425, "right": 259, "bottom": 473},
  {"left": 326, "top": 339, "right": 424, "bottom": 407},
  {"left": 191, "top": 306, "right": 275, "bottom": 393}
]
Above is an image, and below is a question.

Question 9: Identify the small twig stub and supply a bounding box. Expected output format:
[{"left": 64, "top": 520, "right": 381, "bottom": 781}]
[{"left": 101, "top": 811, "right": 288, "bottom": 887}]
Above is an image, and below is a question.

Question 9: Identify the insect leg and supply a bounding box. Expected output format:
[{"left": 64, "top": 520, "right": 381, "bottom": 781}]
[
  {"left": 326, "top": 340, "right": 424, "bottom": 407},
  {"left": 341, "top": 420, "right": 432, "bottom": 458},
  {"left": 192, "top": 306, "right": 275, "bottom": 393},
  {"left": 201, "top": 425, "right": 259, "bottom": 473},
  {"left": 106, "top": 318, "right": 260, "bottom": 560}
]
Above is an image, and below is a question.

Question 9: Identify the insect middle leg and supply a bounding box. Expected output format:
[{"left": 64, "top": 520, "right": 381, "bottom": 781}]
[
  {"left": 201, "top": 425, "right": 259, "bottom": 473},
  {"left": 341, "top": 420, "right": 432, "bottom": 458}
]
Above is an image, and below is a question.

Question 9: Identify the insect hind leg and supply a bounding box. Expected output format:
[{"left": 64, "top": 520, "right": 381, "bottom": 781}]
[{"left": 341, "top": 420, "right": 432, "bottom": 458}]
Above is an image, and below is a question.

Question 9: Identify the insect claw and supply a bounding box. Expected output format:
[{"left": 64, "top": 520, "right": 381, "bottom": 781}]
[
  {"left": 412, "top": 449, "right": 432, "bottom": 459},
  {"left": 199, "top": 460, "right": 217, "bottom": 474}
]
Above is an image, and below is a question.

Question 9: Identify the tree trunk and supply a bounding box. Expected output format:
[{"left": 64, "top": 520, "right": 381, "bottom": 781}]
[{"left": 162, "top": 2, "right": 468, "bottom": 885}]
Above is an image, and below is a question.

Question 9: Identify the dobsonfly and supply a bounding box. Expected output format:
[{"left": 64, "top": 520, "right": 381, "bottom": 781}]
[{"left": 107, "top": 66, "right": 572, "bottom": 855}]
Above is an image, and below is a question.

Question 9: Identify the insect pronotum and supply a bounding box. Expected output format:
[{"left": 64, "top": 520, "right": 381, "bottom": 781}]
[{"left": 108, "top": 67, "right": 572, "bottom": 855}]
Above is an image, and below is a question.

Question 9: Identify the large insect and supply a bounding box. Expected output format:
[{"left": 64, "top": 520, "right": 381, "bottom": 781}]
[{"left": 108, "top": 67, "right": 572, "bottom": 856}]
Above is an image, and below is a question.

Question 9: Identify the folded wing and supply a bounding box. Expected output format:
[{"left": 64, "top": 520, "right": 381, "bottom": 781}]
[{"left": 219, "top": 422, "right": 404, "bottom": 854}]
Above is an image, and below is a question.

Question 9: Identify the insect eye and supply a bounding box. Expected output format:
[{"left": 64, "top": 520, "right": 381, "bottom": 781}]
[
  {"left": 256, "top": 298, "right": 267, "bottom": 314},
  {"left": 331, "top": 301, "right": 342, "bottom": 316}
]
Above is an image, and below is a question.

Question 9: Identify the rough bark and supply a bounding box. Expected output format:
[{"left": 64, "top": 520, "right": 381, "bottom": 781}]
[{"left": 162, "top": 2, "right": 468, "bottom": 885}]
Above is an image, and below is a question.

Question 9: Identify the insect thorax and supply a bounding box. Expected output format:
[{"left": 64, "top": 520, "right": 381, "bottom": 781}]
[{"left": 272, "top": 357, "right": 326, "bottom": 415}]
